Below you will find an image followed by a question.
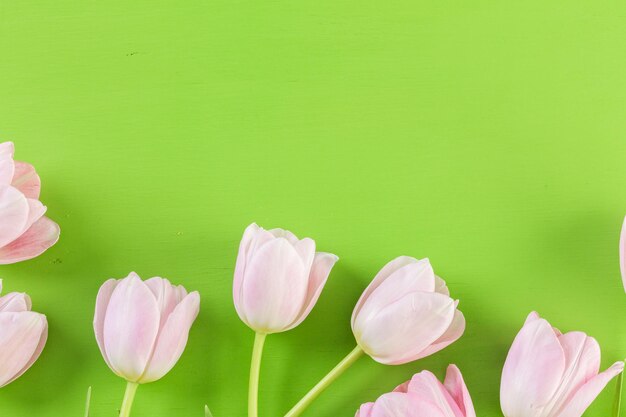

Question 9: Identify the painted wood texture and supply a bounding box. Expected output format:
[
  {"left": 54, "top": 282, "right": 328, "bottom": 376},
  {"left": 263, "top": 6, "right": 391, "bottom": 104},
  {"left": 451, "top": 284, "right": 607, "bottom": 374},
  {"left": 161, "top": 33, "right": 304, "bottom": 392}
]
[{"left": 1, "top": 1, "right": 626, "bottom": 416}]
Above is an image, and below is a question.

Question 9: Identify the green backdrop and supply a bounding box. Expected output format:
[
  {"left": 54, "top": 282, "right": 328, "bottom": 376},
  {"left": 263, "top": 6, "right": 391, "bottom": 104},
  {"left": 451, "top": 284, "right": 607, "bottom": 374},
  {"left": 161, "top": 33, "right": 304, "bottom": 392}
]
[{"left": 1, "top": 0, "right": 626, "bottom": 416}]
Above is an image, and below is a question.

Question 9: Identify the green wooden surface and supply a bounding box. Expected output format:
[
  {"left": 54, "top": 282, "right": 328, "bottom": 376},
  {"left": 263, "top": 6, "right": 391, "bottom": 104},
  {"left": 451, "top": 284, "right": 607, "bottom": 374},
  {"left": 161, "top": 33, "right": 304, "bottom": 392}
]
[{"left": 1, "top": 1, "right": 626, "bottom": 416}]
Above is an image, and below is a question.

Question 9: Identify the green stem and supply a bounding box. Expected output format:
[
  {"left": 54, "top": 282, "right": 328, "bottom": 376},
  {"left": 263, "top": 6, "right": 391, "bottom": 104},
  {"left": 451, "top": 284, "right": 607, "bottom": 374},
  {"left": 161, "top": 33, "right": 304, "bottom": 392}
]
[
  {"left": 84, "top": 386, "right": 92, "bottom": 417},
  {"left": 119, "top": 381, "right": 139, "bottom": 417},
  {"left": 284, "top": 345, "right": 364, "bottom": 417},
  {"left": 614, "top": 369, "right": 624, "bottom": 417},
  {"left": 248, "top": 332, "right": 267, "bottom": 417}
]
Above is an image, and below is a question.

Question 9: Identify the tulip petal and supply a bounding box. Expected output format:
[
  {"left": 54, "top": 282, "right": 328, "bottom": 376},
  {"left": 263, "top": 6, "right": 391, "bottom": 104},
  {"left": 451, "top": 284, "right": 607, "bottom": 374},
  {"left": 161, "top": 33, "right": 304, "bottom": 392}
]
[
  {"left": 619, "top": 217, "right": 626, "bottom": 291},
  {"left": 557, "top": 361, "right": 624, "bottom": 417},
  {"left": 0, "top": 185, "right": 30, "bottom": 247},
  {"left": 371, "top": 392, "right": 447, "bottom": 417},
  {"left": 444, "top": 365, "right": 476, "bottom": 417},
  {"left": 234, "top": 223, "right": 261, "bottom": 320},
  {"left": 286, "top": 252, "right": 338, "bottom": 330},
  {"left": 0, "top": 292, "right": 32, "bottom": 312},
  {"left": 0, "top": 142, "right": 15, "bottom": 186},
  {"left": 356, "top": 291, "right": 455, "bottom": 365},
  {"left": 0, "top": 311, "right": 47, "bottom": 387},
  {"left": 12, "top": 162, "right": 40, "bottom": 199},
  {"left": 413, "top": 309, "right": 466, "bottom": 360},
  {"left": 103, "top": 274, "right": 160, "bottom": 382},
  {"left": 8, "top": 320, "right": 48, "bottom": 387},
  {"left": 24, "top": 199, "right": 46, "bottom": 231},
  {"left": 500, "top": 313, "right": 565, "bottom": 417},
  {"left": 354, "top": 259, "right": 436, "bottom": 331},
  {"left": 140, "top": 291, "right": 200, "bottom": 383},
  {"left": 268, "top": 227, "right": 300, "bottom": 244},
  {"left": 356, "top": 402, "right": 375, "bottom": 417},
  {"left": 144, "top": 277, "right": 184, "bottom": 327},
  {"left": 233, "top": 223, "right": 274, "bottom": 322},
  {"left": 540, "top": 333, "right": 601, "bottom": 416},
  {"left": 404, "top": 370, "right": 465, "bottom": 417},
  {"left": 0, "top": 216, "right": 60, "bottom": 264},
  {"left": 245, "top": 226, "right": 276, "bottom": 267},
  {"left": 93, "top": 278, "right": 119, "bottom": 370},
  {"left": 293, "top": 237, "right": 315, "bottom": 273},
  {"left": 435, "top": 276, "right": 450, "bottom": 296},
  {"left": 352, "top": 256, "right": 420, "bottom": 325},
  {"left": 241, "top": 238, "right": 307, "bottom": 332}
]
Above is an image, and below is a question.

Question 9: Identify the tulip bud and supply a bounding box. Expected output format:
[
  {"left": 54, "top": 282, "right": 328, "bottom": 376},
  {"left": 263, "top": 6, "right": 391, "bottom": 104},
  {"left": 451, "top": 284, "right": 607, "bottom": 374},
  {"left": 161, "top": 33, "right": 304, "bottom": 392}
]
[
  {"left": 0, "top": 141, "right": 60, "bottom": 264},
  {"left": 93, "top": 272, "right": 200, "bottom": 384},
  {"left": 501, "top": 312, "right": 624, "bottom": 417},
  {"left": 0, "top": 280, "right": 48, "bottom": 387},
  {"left": 351, "top": 256, "right": 465, "bottom": 365},
  {"left": 233, "top": 223, "right": 338, "bottom": 334},
  {"left": 356, "top": 365, "right": 476, "bottom": 417}
]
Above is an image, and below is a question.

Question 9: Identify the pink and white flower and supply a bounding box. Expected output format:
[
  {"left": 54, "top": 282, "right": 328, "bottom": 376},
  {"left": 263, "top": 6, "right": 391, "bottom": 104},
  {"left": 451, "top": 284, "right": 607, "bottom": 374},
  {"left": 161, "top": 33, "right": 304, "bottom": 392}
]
[
  {"left": 351, "top": 257, "right": 465, "bottom": 365},
  {"left": 356, "top": 365, "right": 476, "bottom": 417},
  {"left": 500, "top": 312, "right": 623, "bottom": 417},
  {"left": 233, "top": 223, "right": 338, "bottom": 334},
  {"left": 0, "top": 141, "right": 60, "bottom": 264},
  {"left": 94, "top": 272, "right": 200, "bottom": 383},
  {"left": 0, "top": 280, "right": 48, "bottom": 387}
]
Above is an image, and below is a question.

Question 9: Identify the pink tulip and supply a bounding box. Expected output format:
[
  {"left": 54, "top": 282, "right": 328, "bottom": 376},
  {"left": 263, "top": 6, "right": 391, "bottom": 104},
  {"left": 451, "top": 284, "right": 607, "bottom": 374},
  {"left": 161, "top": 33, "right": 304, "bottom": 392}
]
[
  {"left": 356, "top": 365, "right": 476, "bottom": 417},
  {"left": 0, "top": 141, "right": 60, "bottom": 264},
  {"left": 94, "top": 272, "right": 200, "bottom": 384},
  {"left": 619, "top": 218, "right": 626, "bottom": 291},
  {"left": 501, "top": 312, "right": 623, "bottom": 417},
  {"left": 351, "top": 257, "right": 465, "bottom": 365},
  {"left": 233, "top": 223, "right": 338, "bottom": 333},
  {"left": 0, "top": 280, "right": 48, "bottom": 387}
]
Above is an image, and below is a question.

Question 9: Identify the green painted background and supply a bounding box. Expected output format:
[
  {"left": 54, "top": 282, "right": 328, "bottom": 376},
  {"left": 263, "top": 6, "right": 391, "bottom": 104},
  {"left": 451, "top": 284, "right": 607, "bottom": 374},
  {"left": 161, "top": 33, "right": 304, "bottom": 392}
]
[{"left": 1, "top": 1, "right": 626, "bottom": 416}]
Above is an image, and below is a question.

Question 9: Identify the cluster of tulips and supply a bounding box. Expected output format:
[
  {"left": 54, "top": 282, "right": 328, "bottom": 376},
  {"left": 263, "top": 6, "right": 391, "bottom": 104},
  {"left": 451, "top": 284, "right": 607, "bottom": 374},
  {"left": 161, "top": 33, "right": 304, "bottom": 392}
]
[{"left": 1, "top": 140, "right": 625, "bottom": 417}]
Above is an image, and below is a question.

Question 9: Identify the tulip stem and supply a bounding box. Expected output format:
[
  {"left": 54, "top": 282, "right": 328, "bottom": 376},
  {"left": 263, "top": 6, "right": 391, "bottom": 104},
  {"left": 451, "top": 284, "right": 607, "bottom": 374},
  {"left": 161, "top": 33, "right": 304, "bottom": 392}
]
[
  {"left": 249, "top": 332, "right": 267, "bottom": 417},
  {"left": 119, "top": 382, "right": 139, "bottom": 417},
  {"left": 84, "top": 386, "right": 92, "bottom": 417},
  {"left": 284, "top": 345, "right": 364, "bottom": 417}
]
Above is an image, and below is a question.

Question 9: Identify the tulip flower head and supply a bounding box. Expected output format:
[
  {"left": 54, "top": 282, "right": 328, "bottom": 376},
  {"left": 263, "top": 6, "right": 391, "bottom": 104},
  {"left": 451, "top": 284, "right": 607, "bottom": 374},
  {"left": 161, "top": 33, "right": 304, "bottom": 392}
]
[
  {"left": 501, "top": 312, "right": 624, "bottom": 417},
  {"left": 0, "top": 141, "right": 60, "bottom": 264},
  {"left": 94, "top": 272, "right": 200, "bottom": 384},
  {"left": 356, "top": 365, "right": 476, "bottom": 417},
  {"left": 351, "top": 256, "right": 465, "bottom": 365},
  {"left": 233, "top": 223, "right": 338, "bottom": 334},
  {"left": 0, "top": 280, "right": 48, "bottom": 387}
]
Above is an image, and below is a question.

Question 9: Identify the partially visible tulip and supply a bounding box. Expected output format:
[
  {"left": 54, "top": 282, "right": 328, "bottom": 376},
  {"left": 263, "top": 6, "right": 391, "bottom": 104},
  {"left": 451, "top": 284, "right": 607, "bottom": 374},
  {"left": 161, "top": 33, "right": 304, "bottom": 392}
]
[
  {"left": 501, "top": 312, "right": 623, "bottom": 417},
  {"left": 0, "top": 141, "right": 60, "bottom": 264},
  {"left": 619, "top": 217, "right": 626, "bottom": 291},
  {"left": 94, "top": 272, "right": 200, "bottom": 417},
  {"left": 0, "top": 280, "right": 48, "bottom": 387},
  {"left": 233, "top": 223, "right": 338, "bottom": 334},
  {"left": 351, "top": 256, "right": 465, "bottom": 365},
  {"left": 356, "top": 365, "right": 476, "bottom": 417}
]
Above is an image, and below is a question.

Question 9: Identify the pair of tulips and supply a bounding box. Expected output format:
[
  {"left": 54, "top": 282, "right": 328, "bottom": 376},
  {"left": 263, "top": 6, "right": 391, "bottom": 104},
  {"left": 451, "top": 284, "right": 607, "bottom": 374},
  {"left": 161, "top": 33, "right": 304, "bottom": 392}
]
[{"left": 0, "top": 141, "right": 57, "bottom": 388}]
